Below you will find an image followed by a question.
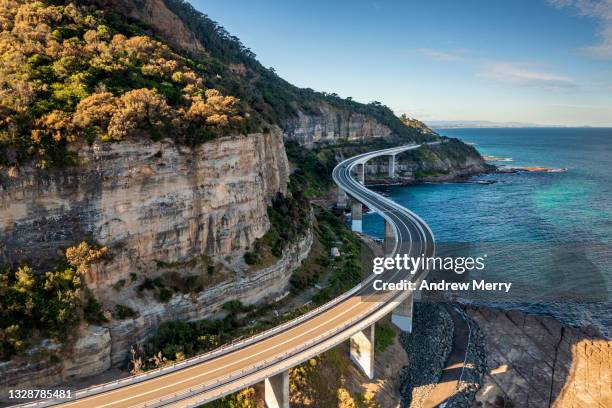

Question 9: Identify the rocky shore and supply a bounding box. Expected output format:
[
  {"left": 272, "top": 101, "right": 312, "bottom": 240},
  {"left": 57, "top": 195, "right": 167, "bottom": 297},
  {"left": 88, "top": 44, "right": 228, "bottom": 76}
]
[
  {"left": 394, "top": 302, "right": 610, "bottom": 408},
  {"left": 398, "top": 302, "right": 454, "bottom": 407},
  {"left": 466, "top": 306, "right": 611, "bottom": 408}
]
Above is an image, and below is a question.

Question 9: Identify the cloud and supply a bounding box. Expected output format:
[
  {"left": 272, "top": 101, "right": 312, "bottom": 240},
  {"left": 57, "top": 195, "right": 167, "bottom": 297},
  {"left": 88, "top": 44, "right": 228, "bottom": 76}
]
[
  {"left": 479, "top": 62, "right": 576, "bottom": 89},
  {"left": 548, "top": 0, "right": 612, "bottom": 59},
  {"left": 415, "top": 48, "right": 467, "bottom": 61}
]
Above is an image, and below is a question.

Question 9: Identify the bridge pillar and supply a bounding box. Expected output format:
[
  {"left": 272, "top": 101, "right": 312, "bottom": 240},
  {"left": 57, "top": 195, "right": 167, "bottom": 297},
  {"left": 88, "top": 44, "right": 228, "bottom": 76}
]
[
  {"left": 337, "top": 187, "right": 348, "bottom": 209},
  {"left": 392, "top": 294, "right": 414, "bottom": 333},
  {"left": 384, "top": 219, "right": 394, "bottom": 257},
  {"left": 264, "top": 370, "right": 289, "bottom": 408},
  {"left": 413, "top": 288, "right": 422, "bottom": 302},
  {"left": 350, "top": 324, "right": 375, "bottom": 379},
  {"left": 388, "top": 155, "right": 396, "bottom": 178},
  {"left": 351, "top": 200, "right": 362, "bottom": 233}
]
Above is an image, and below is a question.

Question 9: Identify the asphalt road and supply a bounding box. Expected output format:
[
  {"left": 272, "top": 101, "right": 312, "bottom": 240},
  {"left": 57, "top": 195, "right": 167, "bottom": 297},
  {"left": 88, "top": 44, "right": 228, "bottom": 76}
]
[{"left": 19, "top": 143, "right": 435, "bottom": 408}]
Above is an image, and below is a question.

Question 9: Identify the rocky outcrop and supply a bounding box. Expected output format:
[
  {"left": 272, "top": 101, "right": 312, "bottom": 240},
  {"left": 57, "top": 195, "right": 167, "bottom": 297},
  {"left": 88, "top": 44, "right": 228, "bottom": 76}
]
[
  {"left": 102, "top": 0, "right": 206, "bottom": 56},
  {"left": 108, "top": 229, "right": 313, "bottom": 366},
  {"left": 0, "top": 130, "right": 289, "bottom": 292},
  {"left": 466, "top": 306, "right": 611, "bottom": 408},
  {"left": 0, "top": 230, "right": 312, "bottom": 396},
  {"left": 282, "top": 104, "right": 394, "bottom": 148},
  {"left": 0, "top": 325, "right": 111, "bottom": 402}
]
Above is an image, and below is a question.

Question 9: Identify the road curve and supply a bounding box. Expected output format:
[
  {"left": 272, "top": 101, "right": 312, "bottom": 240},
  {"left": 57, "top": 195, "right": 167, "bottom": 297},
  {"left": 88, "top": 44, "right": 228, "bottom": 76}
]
[{"left": 18, "top": 143, "right": 435, "bottom": 408}]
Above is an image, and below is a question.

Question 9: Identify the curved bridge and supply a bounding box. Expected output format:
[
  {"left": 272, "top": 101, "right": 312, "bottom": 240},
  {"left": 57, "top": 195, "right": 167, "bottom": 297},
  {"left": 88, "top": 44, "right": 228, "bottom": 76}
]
[{"left": 21, "top": 144, "right": 435, "bottom": 408}]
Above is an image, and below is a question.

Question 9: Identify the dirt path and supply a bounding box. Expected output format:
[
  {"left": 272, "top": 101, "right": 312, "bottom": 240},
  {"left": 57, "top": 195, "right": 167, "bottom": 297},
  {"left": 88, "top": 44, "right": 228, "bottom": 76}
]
[{"left": 421, "top": 305, "right": 470, "bottom": 407}]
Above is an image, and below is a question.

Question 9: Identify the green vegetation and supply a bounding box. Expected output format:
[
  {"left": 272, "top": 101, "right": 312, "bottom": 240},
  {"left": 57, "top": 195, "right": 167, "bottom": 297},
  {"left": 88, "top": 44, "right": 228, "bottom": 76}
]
[
  {"left": 83, "top": 289, "right": 108, "bottom": 325},
  {"left": 243, "top": 176, "right": 310, "bottom": 266},
  {"left": 298, "top": 207, "right": 367, "bottom": 306},
  {"left": 414, "top": 170, "right": 448, "bottom": 178},
  {"left": 284, "top": 141, "right": 336, "bottom": 197},
  {"left": 0, "top": 0, "right": 251, "bottom": 168},
  {"left": 113, "top": 304, "right": 138, "bottom": 320},
  {"left": 199, "top": 388, "right": 257, "bottom": 408},
  {"left": 0, "top": 241, "right": 107, "bottom": 360},
  {"left": 374, "top": 320, "right": 396, "bottom": 353}
]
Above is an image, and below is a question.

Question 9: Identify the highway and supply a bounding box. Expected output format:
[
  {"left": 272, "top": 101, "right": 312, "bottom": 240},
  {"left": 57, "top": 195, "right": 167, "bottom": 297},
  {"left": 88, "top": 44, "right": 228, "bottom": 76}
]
[{"left": 19, "top": 143, "right": 435, "bottom": 408}]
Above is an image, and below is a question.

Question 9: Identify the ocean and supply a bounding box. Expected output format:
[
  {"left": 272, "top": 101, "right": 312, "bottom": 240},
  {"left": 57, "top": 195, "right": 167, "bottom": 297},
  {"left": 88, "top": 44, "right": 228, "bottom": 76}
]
[{"left": 362, "top": 128, "right": 612, "bottom": 337}]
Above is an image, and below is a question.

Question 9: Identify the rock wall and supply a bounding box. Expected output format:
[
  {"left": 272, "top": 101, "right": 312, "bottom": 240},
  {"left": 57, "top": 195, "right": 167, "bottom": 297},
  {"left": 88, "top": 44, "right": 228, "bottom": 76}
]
[
  {"left": 467, "top": 306, "right": 612, "bottom": 408},
  {"left": 365, "top": 154, "right": 489, "bottom": 182},
  {"left": 282, "top": 104, "right": 394, "bottom": 148},
  {"left": 108, "top": 229, "right": 312, "bottom": 366},
  {"left": 0, "top": 230, "right": 312, "bottom": 398},
  {"left": 0, "top": 325, "right": 111, "bottom": 402},
  {"left": 0, "top": 130, "right": 289, "bottom": 291}
]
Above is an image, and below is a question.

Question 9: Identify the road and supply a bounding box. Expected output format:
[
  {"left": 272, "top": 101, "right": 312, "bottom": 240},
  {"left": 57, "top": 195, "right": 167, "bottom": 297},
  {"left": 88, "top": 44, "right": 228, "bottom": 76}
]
[{"left": 18, "top": 143, "right": 435, "bottom": 408}]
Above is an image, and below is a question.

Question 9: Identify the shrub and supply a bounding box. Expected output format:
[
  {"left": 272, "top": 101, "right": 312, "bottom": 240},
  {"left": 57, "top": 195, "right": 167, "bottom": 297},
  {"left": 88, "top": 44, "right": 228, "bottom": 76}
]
[
  {"left": 157, "top": 288, "right": 173, "bottom": 303},
  {"left": 113, "top": 304, "right": 138, "bottom": 320},
  {"left": 243, "top": 252, "right": 259, "bottom": 265},
  {"left": 83, "top": 290, "right": 108, "bottom": 325}
]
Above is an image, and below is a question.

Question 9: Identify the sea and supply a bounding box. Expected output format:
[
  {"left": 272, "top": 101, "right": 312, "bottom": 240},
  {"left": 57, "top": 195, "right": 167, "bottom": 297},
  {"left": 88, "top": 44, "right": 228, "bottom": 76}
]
[{"left": 362, "top": 128, "right": 612, "bottom": 337}]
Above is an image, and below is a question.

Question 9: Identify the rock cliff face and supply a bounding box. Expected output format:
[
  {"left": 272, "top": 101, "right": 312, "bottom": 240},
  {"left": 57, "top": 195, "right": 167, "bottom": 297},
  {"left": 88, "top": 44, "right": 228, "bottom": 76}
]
[
  {"left": 365, "top": 153, "right": 489, "bottom": 182},
  {"left": 0, "top": 130, "right": 288, "bottom": 291},
  {"left": 282, "top": 104, "right": 394, "bottom": 147},
  {"left": 0, "top": 230, "right": 312, "bottom": 398},
  {"left": 110, "top": 0, "right": 206, "bottom": 56}
]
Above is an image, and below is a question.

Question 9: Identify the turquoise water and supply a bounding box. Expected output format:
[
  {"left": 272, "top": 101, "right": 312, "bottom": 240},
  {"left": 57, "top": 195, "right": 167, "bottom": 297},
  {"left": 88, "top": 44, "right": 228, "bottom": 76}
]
[{"left": 363, "top": 128, "right": 612, "bottom": 336}]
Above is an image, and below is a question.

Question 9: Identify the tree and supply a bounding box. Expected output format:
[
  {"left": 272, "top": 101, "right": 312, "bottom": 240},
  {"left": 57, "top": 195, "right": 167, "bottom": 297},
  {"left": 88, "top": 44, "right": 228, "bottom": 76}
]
[{"left": 107, "top": 89, "right": 172, "bottom": 141}]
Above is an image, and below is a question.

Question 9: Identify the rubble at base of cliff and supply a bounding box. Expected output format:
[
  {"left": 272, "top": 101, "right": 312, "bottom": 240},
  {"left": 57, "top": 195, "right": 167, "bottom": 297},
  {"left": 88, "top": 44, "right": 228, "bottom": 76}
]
[{"left": 399, "top": 302, "right": 454, "bottom": 407}]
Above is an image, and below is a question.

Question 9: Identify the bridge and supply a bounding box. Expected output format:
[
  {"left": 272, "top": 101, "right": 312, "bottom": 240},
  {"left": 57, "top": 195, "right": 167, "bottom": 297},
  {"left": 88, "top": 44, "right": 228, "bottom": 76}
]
[{"left": 19, "top": 143, "right": 435, "bottom": 408}]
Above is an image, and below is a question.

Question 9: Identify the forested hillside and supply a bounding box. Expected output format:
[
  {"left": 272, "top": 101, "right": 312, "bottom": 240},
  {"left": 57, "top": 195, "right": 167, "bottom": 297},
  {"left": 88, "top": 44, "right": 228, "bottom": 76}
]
[{"left": 0, "top": 0, "right": 435, "bottom": 169}]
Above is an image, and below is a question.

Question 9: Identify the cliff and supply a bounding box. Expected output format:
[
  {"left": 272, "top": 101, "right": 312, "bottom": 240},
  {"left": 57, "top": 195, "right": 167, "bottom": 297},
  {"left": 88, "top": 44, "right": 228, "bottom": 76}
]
[
  {"left": 0, "top": 231, "right": 312, "bottom": 400},
  {"left": 282, "top": 104, "right": 394, "bottom": 148},
  {"left": 1, "top": 129, "right": 288, "bottom": 292}
]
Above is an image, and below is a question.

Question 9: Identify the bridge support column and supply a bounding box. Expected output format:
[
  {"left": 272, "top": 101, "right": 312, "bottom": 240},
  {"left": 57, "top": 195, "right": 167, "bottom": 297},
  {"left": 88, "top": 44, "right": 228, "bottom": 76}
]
[
  {"left": 392, "top": 294, "right": 414, "bottom": 333},
  {"left": 384, "top": 219, "right": 394, "bottom": 257},
  {"left": 388, "top": 155, "right": 396, "bottom": 178},
  {"left": 350, "top": 324, "right": 375, "bottom": 379},
  {"left": 413, "top": 288, "right": 422, "bottom": 302},
  {"left": 337, "top": 187, "right": 348, "bottom": 209},
  {"left": 351, "top": 200, "right": 362, "bottom": 233},
  {"left": 264, "top": 370, "right": 289, "bottom": 408}
]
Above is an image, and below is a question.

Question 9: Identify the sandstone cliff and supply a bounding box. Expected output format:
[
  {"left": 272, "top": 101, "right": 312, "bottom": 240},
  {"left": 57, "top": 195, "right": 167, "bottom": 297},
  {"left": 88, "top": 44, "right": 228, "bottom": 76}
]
[
  {"left": 0, "top": 231, "right": 312, "bottom": 400},
  {"left": 282, "top": 104, "right": 394, "bottom": 148},
  {"left": 1, "top": 130, "right": 288, "bottom": 292}
]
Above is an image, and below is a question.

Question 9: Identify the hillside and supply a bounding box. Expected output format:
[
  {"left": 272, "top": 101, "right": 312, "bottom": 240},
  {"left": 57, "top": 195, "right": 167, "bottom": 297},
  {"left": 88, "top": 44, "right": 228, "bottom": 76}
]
[{"left": 0, "top": 0, "right": 435, "bottom": 170}]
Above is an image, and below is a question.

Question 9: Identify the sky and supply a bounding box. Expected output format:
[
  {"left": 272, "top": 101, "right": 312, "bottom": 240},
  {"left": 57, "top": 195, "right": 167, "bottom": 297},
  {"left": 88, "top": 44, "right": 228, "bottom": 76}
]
[{"left": 190, "top": 0, "right": 612, "bottom": 126}]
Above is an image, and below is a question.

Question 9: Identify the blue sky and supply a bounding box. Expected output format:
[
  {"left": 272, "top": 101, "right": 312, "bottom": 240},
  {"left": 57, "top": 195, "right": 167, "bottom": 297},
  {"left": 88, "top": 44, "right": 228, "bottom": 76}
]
[{"left": 191, "top": 0, "right": 612, "bottom": 126}]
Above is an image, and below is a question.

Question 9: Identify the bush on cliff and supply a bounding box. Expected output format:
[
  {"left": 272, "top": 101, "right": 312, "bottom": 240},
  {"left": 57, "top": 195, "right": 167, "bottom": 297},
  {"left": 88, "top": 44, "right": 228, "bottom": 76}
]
[{"left": 0, "top": 241, "right": 107, "bottom": 360}]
